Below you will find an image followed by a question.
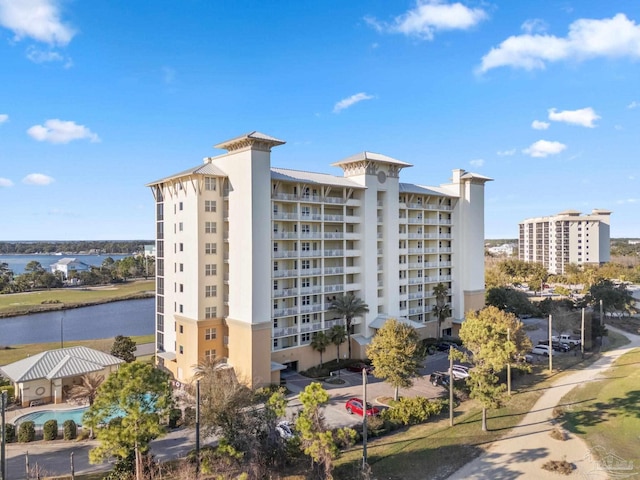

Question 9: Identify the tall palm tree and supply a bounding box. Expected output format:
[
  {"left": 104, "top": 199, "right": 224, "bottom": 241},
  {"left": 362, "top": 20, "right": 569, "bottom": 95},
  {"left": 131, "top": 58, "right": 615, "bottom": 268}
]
[
  {"left": 68, "top": 373, "right": 104, "bottom": 406},
  {"left": 329, "top": 325, "right": 347, "bottom": 363},
  {"left": 310, "top": 331, "right": 330, "bottom": 368},
  {"left": 329, "top": 294, "right": 369, "bottom": 359},
  {"left": 433, "top": 282, "right": 451, "bottom": 340}
]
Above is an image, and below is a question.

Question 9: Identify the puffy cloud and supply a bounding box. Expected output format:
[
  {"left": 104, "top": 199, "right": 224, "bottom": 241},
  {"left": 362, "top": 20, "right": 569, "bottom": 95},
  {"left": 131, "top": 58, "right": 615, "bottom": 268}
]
[
  {"left": 548, "top": 107, "right": 600, "bottom": 128},
  {"left": 628, "top": 101, "right": 640, "bottom": 109},
  {"left": 0, "top": 113, "right": 8, "bottom": 124},
  {"left": 521, "top": 19, "right": 548, "bottom": 34},
  {"left": 531, "top": 120, "right": 550, "bottom": 130},
  {"left": 23, "top": 173, "right": 54, "bottom": 185},
  {"left": 479, "top": 14, "right": 640, "bottom": 73},
  {"left": 0, "top": 0, "right": 75, "bottom": 46},
  {"left": 522, "top": 140, "right": 567, "bottom": 158},
  {"left": 497, "top": 148, "right": 516, "bottom": 156},
  {"left": 333, "top": 93, "right": 375, "bottom": 113},
  {"left": 469, "top": 159, "right": 484, "bottom": 167},
  {"left": 0, "top": 177, "right": 13, "bottom": 187},
  {"left": 365, "top": 0, "right": 487, "bottom": 40},
  {"left": 27, "top": 119, "right": 100, "bottom": 144}
]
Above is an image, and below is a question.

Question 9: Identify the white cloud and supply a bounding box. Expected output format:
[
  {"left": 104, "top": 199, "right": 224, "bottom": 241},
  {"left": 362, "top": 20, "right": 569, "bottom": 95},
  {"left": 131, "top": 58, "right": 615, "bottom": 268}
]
[
  {"left": 0, "top": 0, "right": 75, "bottom": 46},
  {"left": 365, "top": 0, "right": 488, "bottom": 40},
  {"left": 522, "top": 140, "right": 567, "bottom": 158},
  {"left": 27, "top": 119, "right": 100, "bottom": 144},
  {"left": 497, "top": 148, "right": 516, "bottom": 156},
  {"left": 616, "top": 198, "right": 639, "bottom": 204},
  {"left": 521, "top": 19, "right": 547, "bottom": 34},
  {"left": 479, "top": 14, "right": 640, "bottom": 73},
  {"left": 531, "top": 120, "right": 550, "bottom": 130},
  {"left": 23, "top": 173, "right": 54, "bottom": 185},
  {"left": 469, "top": 158, "right": 484, "bottom": 167},
  {"left": 25, "top": 45, "right": 71, "bottom": 66},
  {"left": 0, "top": 177, "right": 13, "bottom": 187},
  {"left": 333, "top": 93, "right": 375, "bottom": 113},
  {"left": 0, "top": 113, "right": 8, "bottom": 124},
  {"left": 548, "top": 107, "right": 600, "bottom": 128},
  {"left": 628, "top": 101, "right": 640, "bottom": 109}
]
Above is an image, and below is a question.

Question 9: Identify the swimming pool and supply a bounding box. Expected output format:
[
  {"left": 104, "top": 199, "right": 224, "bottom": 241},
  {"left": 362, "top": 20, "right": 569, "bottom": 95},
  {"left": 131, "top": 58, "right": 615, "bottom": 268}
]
[{"left": 14, "top": 407, "right": 88, "bottom": 427}]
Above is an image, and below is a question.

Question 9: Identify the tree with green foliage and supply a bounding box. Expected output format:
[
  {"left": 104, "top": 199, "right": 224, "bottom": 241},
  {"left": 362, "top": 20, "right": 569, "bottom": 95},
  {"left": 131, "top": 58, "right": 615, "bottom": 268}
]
[
  {"left": 329, "top": 325, "right": 347, "bottom": 363},
  {"left": 367, "top": 318, "right": 426, "bottom": 401},
  {"left": 586, "top": 279, "right": 636, "bottom": 317},
  {"left": 67, "top": 373, "right": 104, "bottom": 406},
  {"left": 485, "top": 286, "right": 534, "bottom": 316},
  {"left": 433, "top": 282, "right": 451, "bottom": 339},
  {"left": 111, "top": 335, "right": 137, "bottom": 362},
  {"left": 329, "top": 294, "right": 369, "bottom": 359},
  {"left": 311, "top": 331, "right": 331, "bottom": 368},
  {"left": 295, "top": 382, "right": 356, "bottom": 480},
  {"left": 459, "top": 306, "right": 531, "bottom": 431},
  {"left": 83, "top": 362, "right": 173, "bottom": 480}
]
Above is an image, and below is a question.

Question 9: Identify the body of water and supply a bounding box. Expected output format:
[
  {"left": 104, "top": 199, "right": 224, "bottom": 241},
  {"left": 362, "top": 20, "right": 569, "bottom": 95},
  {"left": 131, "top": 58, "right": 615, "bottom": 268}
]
[
  {"left": 0, "top": 298, "right": 154, "bottom": 347},
  {"left": 0, "top": 254, "right": 130, "bottom": 275}
]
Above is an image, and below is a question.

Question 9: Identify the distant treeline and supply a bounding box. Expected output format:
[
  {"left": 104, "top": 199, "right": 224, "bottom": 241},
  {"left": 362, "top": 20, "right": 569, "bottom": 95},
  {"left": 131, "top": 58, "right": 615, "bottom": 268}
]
[{"left": 0, "top": 241, "right": 154, "bottom": 255}]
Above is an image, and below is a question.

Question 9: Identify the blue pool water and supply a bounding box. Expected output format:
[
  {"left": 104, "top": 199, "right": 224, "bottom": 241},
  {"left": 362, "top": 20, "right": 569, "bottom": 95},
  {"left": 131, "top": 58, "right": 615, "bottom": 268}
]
[{"left": 14, "top": 407, "right": 88, "bottom": 427}]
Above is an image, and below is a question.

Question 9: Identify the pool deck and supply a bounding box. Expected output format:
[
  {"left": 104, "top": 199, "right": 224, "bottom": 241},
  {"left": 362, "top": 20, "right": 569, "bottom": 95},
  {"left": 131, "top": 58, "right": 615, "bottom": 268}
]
[{"left": 5, "top": 401, "right": 88, "bottom": 424}]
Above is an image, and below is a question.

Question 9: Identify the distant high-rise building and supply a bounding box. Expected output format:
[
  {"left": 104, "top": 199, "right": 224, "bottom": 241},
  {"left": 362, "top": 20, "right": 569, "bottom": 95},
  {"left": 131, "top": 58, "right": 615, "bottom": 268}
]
[
  {"left": 147, "top": 132, "right": 491, "bottom": 387},
  {"left": 518, "top": 209, "right": 612, "bottom": 274}
]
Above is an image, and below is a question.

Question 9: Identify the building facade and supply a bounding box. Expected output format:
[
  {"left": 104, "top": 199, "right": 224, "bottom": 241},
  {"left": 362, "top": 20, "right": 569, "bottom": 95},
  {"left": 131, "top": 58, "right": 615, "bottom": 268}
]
[
  {"left": 518, "top": 209, "right": 612, "bottom": 274},
  {"left": 147, "top": 132, "right": 491, "bottom": 387}
]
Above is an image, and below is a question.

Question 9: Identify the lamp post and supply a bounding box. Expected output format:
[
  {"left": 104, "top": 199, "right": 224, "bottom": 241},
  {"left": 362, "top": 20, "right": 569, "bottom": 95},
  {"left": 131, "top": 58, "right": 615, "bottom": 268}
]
[
  {"left": 1, "top": 390, "right": 7, "bottom": 480},
  {"left": 60, "top": 313, "right": 64, "bottom": 349},
  {"left": 362, "top": 368, "right": 368, "bottom": 471}
]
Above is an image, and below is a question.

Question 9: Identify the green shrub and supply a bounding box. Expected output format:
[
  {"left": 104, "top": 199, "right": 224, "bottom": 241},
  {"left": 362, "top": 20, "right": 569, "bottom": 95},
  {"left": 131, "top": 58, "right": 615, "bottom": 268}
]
[
  {"left": 18, "top": 421, "right": 36, "bottom": 443},
  {"left": 63, "top": 419, "right": 77, "bottom": 440},
  {"left": 168, "top": 408, "right": 182, "bottom": 428},
  {"left": 183, "top": 406, "right": 195, "bottom": 426},
  {"left": 4, "top": 423, "right": 16, "bottom": 443},
  {"left": 382, "top": 397, "right": 445, "bottom": 426},
  {"left": 43, "top": 419, "right": 58, "bottom": 441}
]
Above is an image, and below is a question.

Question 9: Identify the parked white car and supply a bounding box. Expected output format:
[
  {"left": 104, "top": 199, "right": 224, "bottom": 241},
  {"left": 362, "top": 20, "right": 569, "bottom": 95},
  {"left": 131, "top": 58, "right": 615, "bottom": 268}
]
[
  {"left": 276, "top": 421, "right": 294, "bottom": 439},
  {"left": 450, "top": 364, "right": 470, "bottom": 380},
  {"left": 531, "top": 344, "right": 552, "bottom": 356}
]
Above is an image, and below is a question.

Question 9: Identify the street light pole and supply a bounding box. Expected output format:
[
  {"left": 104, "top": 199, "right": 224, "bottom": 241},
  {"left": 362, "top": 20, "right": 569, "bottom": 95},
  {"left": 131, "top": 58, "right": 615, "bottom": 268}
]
[
  {"left": 1, "top": 391, "right": 7, "bottom": 480},
  {"left": 507, "top": 328, "right": 511, "bottom": 396},
  {"left": 60, "top": 314, "right": 64, "bottom": 349},
  {"left": 362, "top": 369, "right": 368, "bottom": 471}
]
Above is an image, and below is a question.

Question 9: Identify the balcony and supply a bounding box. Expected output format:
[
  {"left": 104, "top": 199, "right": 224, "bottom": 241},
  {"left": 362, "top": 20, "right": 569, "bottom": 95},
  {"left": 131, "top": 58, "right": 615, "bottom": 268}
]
[
  {"left": 272, "top": 269, "right": 298, "bottom": 278},
  {"left": 273, "top": 307, "right": 298, "bottom": 317},
  {"left": 273, "top": 288, "right": 298, "bottom": 298},
  {"left": 272, "top": 232, "right": 299, "bottom": 239},
  {"left": 324, "top": 214, "right": 344, "bottom": 222},
  {"left": 324, "top": 267, "right": 344, "bottom": 275},
  {"left": 273, "top": 326, "right": 299, "bottom": 337},
  {"left": 273, "top": 251, "right": 299, "bottom": 259},
  {"left": 299, "top": 286, "right": 323, "bottom": 295},
  {"left": 300, "top": 304, "right": 323, "bottom": 313},
  {"left": 324, "top": 284, "right": 344, "bottom": 293},
  {"left": 325, "top": 249, "right": 344, "bottom": 257}
]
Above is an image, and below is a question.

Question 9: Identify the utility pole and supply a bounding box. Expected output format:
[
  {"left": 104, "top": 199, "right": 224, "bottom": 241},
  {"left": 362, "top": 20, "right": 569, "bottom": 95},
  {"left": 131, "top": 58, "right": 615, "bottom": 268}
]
[
  {"left": 362, "top": 368, "right": 368, "bottom": 471},
  {"left": 548, "top": 314, "right": 553, "bottom": 372},
  {"left": 581, "top": 308, "right": 585, "bottom": 359},
  {"left": 1, "top": 391, "right": 6, "bottom": 480},
  {"left": 507, "top": 328, "right": 511, "bottom": 396},
  {"left": 60, "top": 314, "right": 64, "bottom": 349},
  {"left": 195, "top": 380, "right": 200, "bottom": 479},
  {"left": 448, "top": 353, "right": 454, "bottom": 426}
]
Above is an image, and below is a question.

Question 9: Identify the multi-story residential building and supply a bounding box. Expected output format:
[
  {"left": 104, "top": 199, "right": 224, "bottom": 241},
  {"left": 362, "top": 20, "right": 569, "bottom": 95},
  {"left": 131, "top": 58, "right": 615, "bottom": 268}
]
[
  {"left": 518, "top": 209, "right": 612, "bottom": 274},
  {"left": 147, "top": 131, "right": 491, "bottom": 387}
]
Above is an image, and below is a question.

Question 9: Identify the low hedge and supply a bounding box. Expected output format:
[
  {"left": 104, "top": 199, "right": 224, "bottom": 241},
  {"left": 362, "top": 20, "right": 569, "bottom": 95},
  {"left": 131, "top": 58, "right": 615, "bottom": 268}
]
[
  {"left": 63, "top": 419, "right": 77, "bottom": 440},
  {"left": 44, "top": 419, "right": 58, "bottom": 441},
  {"left": 18, "top": 421, "right": 36, "bottom": 443},
  {"left": 381, "top": 397, "right": 446, "bottom": 426},
  {"left": 4, "top": 423, "right": 16, "bottom": 443}
]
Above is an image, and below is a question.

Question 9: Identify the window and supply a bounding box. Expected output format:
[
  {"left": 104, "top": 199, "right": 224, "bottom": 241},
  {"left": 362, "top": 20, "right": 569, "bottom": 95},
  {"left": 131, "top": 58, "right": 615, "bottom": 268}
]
[
  {"left": 179, "top": 222, "right": 183, "bottom": 232},
  {"left": 205, "top": 264, "right": 217, "bottom": 276},
  {"left": 273, "top": 204, "right": 279, "bottom": 214},
  {"left": 179, "top": 263, "right": 184, "bottom": 272},
  {"left": 302, "top": 260, "right": 310, "bottom": 270},
  {"left": 205, "top": 328, "right": 217, "bottom": 340},
  {"left": 179, "top": 345, "right": 184, "bottom": 354},
  {"left": 301, "top": 314, "right": 310, "bottom": 324},
  {"left": 302, "top": 295, "right": 310, "bottom": 306},
  {"left": 301, "top": 224, "right": 310, "bottom": 233},
  {"left": 205, "top": 200, "right": 216, "bottom": 212},
  {"left": 273, "top": 280, "right": 278, "bottom": 290},
  {"left": 273, "top": 242, "right": 278, "bottom": 252},
  {"left": 205, "top": 222, "right": 217, "bottom": 234},
  {"left": 302, "top": 242, "right": 310, "bottom": 251},
  {"left": 301, "top": 277, "right": 310, "bottom": 288},
  {"left": 179, "top": 202, "right": 183, "bottom": 211},
  {"left": 205, "top": 349, "right": 216, "bottom": 361},
  {"left": 205, "top": 285, "right": 217, "bottom": 297},
  {"left": 205, "top": 306, "right": 217, "bottom": 318},
  {"left": 179, "top": 304, "right": 183, "bottom": 313},
  {"left": 301, "top": 333, "right": 310, "bottom": 342},
  {"left": 179, "top": 325, "right": 184, "bottom": 334},
  {"left": 179, "top": 284, "right": 183, "bottom": 292},
  {"left": 205, "top": 243, "right": 217, "bottom": 254},
  {"left": 205, "top": 177, "right": 216, "bottom": 191},
  {"left": 179, "top": 243, "right": 184, "bottom": 252},
  {"left": 301, "top": 206, "right": 310, "bottom": 217},
  {"left": 273, "top": 339, "right": 279, "bottom": 348},
  {"left": 273, "top": 261, "right": 279, "bottom": 271}
]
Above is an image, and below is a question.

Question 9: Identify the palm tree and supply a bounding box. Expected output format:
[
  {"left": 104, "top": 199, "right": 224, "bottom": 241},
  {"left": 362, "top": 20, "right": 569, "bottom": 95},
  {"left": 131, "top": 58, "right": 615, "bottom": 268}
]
[
  {"left": 310, "top": 331, "right": 330, "bottom": 368},
  {"left": 329, "top": 325, "right": 347, "bottom": 363},
  {"left": 329, "top": 294, "right": 369, "bottom": 359},
  {"left": 433, "top": 282, "right": 451, "bottom": 340},
  {"left": 68, "top": 373, "right": 104, "bottom": 406}
]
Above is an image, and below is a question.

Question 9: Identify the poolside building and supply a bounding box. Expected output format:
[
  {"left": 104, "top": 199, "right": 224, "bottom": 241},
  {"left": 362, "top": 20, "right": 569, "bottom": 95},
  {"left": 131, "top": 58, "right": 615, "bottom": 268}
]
[
  {"left": 0, "top": 346, "right": 123, "bottom": 407},
  {"left": 147, "top": 131, "right": 491, "bottom": 388}
]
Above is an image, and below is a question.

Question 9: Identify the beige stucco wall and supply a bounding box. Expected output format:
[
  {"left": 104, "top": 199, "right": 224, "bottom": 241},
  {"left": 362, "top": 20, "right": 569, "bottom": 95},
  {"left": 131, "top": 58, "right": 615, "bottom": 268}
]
[
  {"left": 463, "top": 289, "right": 485, "bottom": 315},
  {"left": 226, "top": 317, "right": 272, "bottom": 387}
]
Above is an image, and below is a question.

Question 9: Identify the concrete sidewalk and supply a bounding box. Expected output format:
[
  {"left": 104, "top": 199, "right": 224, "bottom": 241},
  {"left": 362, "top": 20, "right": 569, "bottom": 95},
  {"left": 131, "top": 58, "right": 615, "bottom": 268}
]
[{"left": 448, "top": 325, "right": 640, "bottom": 479}]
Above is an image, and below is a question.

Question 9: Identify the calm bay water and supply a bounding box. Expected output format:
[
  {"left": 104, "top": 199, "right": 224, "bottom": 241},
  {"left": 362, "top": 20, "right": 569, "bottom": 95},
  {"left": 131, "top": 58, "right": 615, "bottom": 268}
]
[
  {"left": 0, "top": 298, "right": 154, "bottom": 346},
  {"left": 0, "top": 254, "right": 129, "bottom": 275}
]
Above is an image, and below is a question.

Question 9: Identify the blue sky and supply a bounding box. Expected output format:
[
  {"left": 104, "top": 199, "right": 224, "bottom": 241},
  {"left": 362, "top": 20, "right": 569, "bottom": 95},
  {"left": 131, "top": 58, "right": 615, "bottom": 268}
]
[{"left": 1, "top": 0, "right": 639, "bottom": 241}]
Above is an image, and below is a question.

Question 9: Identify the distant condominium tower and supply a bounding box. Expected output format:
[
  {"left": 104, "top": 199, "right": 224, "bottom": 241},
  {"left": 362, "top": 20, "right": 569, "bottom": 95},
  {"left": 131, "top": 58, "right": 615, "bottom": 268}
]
[
  {"left": 518, "top": 209, "right": 612, "bottom": 274},
  {"left": 147, "top": 132, "right": 491, "bottom": 387}
]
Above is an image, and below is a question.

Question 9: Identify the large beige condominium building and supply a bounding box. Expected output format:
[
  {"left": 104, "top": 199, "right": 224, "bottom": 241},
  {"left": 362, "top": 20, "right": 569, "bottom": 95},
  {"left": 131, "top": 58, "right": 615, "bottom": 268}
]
[
  {"left": 518, "top": 209, "right": 612, "bottom": 274},
  {"left": 147, "top": 132, "right": 491, "bottom": 387}
]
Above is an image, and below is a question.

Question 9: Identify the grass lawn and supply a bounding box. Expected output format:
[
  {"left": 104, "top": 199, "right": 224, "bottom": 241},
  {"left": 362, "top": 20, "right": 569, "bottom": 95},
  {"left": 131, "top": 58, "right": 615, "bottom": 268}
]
[
  {"left": 558, "top": 346, "right": 640, "bottom": 467},
  {"left": 0, "top": 334, "right": 155, "bottom": 365},
  {"left": 0, "top": 279, "right": 155, "bottom": 317}
]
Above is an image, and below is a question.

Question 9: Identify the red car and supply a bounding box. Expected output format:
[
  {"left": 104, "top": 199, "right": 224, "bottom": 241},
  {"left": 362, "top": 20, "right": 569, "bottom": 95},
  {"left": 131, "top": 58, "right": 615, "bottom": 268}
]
[
  {"left": 346, "top": 363, "right": 374, "bottom": 374},
  {"left": 345, "top": 398, "right": 380, "bottom": 416}
]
